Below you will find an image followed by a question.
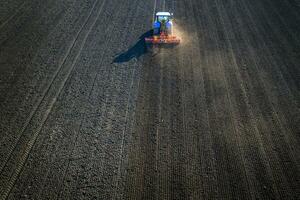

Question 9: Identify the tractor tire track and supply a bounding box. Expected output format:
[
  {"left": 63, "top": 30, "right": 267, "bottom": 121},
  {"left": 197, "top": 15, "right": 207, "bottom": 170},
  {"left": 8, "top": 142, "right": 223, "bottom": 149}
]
[
  {"left": 0, "top": 0, "right": 299, "bottom": 199},
  {"left": 180, "top": 1, "right": 219, "bottom": 199},
  {"left": 0, "top": 1, "right": 26, "bottom": 30},
  {"left": 0, "top": 0, "right": 89, "bottom": 164},
  {"left": 55, "top": 0, "right": 140, "bottom": 198},
  {"left": 0, "top": 0, "right": 100, "bottom": 173},
  {"left": 235, "top": 0, "right": 300, "bottom": 197},
  {"left": 0, "top": 0, "right": 106, "bottom": 198},
  {"left": 0, "top": 0, "right": 68, "bottom": 102}
]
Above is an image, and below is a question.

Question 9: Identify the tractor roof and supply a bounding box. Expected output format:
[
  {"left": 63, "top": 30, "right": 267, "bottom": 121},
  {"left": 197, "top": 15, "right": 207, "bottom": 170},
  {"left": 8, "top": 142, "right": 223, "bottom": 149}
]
[{"left": 156, "top": 12, "right": 171, "bottom": 16}]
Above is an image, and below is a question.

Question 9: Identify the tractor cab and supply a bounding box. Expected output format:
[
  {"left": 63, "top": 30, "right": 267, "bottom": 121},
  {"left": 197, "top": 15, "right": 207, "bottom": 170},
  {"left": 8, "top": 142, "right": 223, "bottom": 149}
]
[
  {"left": 153, "top": 12, "right": 173, "bottom": 35},
  {"left": 155, "top": 12, "right": 172, "bottom": 22}
]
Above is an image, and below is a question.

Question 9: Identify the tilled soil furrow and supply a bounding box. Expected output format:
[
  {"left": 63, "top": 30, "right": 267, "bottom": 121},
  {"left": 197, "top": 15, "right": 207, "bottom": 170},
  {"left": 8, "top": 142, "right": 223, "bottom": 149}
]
[
  {"left": 111, "top": 4, "right": 154, "bottom": 200},
  {"left": 157, "top": 50, "right": 172, "bottom": 200},
  {"left": 0, "top": 0, "right": 96, "bottom": 170},
  {"left": 79, "top": 6, "right": 140, "bottom": 200},
  {"left": 0, "top": 0, "right": 25, "bottom": 23},
  {"left": 247, "top": 0, "right": 300, "bottom": 101},
  {"left": 5, "top": 1, "right": 122, "bottom": 196},
  {"left": 276, "top": 0, "right": 300, "bottom": 22},
  {"left": 0, "top": 0, "right": 83, "bottom": 118},
  {"left": 162, "top": 3, "right": 192, "bottom": 199},
  {"left": 55, "top": 0, "right": 148, "bottom": 199},
  {"left": 0, "top": 1, "right": 26, "bottom": 30},
  {"left": 0, "top": 0, "right": 107, "bottom": 198},
  {"left": 164, "top": 49, "right": 187, "bottom": 200},
  {"left": 122, "top": 2, "right": 171, "bottom": 200},
  {"left": 0, "top": 0, "right": 101, "bottom": 173},
  {"left": 194, "top": 0, "right": 255, "bottom": 199},
  {"left": 263, "top": 0, "right": 300, "bottom": 45},
  {"left": 252, "top": 3, "right": 300, "bottom": 95},
  {"left": 225, "top": 0, "right": 299, "bottom": 198},
  {"left": 237, "top": 0, "right": 300, "bottom": 197},
  {"left": 180, "top": 0, "right": 220, "bottom": 199},
  {"left": 242, "top": 0, "right": 300, "bottom": 152},
  {"left": 128, "top": 55, "right": 161, "bottom": 200},
  {"left": 6, "top": 0, "right": 124, "bottom": 198},
  {"left": 0, "top": 0, "right": 67, "bottom": 102},
  {"left": 240, "top": 0, "right": 300, "bottom": 172},
  {"left": 0, "top": 0, "right": 299, "bottom": 199},
  {"left": 213, "top": 0, "right": 282, "bottom": 199}
]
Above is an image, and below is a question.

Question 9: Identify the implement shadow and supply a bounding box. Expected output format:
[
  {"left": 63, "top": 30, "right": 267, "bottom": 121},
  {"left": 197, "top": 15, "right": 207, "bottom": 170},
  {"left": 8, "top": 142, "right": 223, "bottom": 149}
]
[{"left": 113, "top": 30, "right": 153, "bottom": 63}]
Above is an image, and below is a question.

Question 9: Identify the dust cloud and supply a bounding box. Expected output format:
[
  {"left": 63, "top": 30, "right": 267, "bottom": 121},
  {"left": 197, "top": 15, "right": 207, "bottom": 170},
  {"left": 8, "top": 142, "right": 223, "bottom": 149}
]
[{"left": 172, "top": 19, "right": 191, "bottom": 46}]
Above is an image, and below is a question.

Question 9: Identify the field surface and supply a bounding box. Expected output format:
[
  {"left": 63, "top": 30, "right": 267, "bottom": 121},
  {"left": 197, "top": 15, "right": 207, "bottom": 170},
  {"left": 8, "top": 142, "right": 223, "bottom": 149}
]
[{"left": 0, "top": 0, "right": 299, "bottom": 199}]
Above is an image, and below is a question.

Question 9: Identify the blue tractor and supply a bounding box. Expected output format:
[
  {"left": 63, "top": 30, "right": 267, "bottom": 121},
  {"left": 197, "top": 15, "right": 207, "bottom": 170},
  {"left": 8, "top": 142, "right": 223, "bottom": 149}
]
[{"left": 145, "top": 12, "right": 180, "bottom": 44}]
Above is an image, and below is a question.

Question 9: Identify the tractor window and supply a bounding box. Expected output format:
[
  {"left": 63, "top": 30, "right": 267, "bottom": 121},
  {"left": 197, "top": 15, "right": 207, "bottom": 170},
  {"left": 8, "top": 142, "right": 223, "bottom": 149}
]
[{"left": 157, "top": 16, "right": 169, "bottom": 22}]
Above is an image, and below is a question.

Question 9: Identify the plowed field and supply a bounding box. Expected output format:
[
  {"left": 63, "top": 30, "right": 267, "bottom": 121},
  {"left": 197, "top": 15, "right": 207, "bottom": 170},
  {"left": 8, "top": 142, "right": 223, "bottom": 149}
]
[{"left": 0, "top": 0, "right": 299, "bottom": 199}]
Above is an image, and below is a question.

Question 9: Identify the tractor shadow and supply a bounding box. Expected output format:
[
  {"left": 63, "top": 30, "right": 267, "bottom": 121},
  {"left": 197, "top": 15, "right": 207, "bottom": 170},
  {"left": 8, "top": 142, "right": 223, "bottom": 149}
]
[{"left": 113, "top": 30, "right": 153, "bottom": 63}]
